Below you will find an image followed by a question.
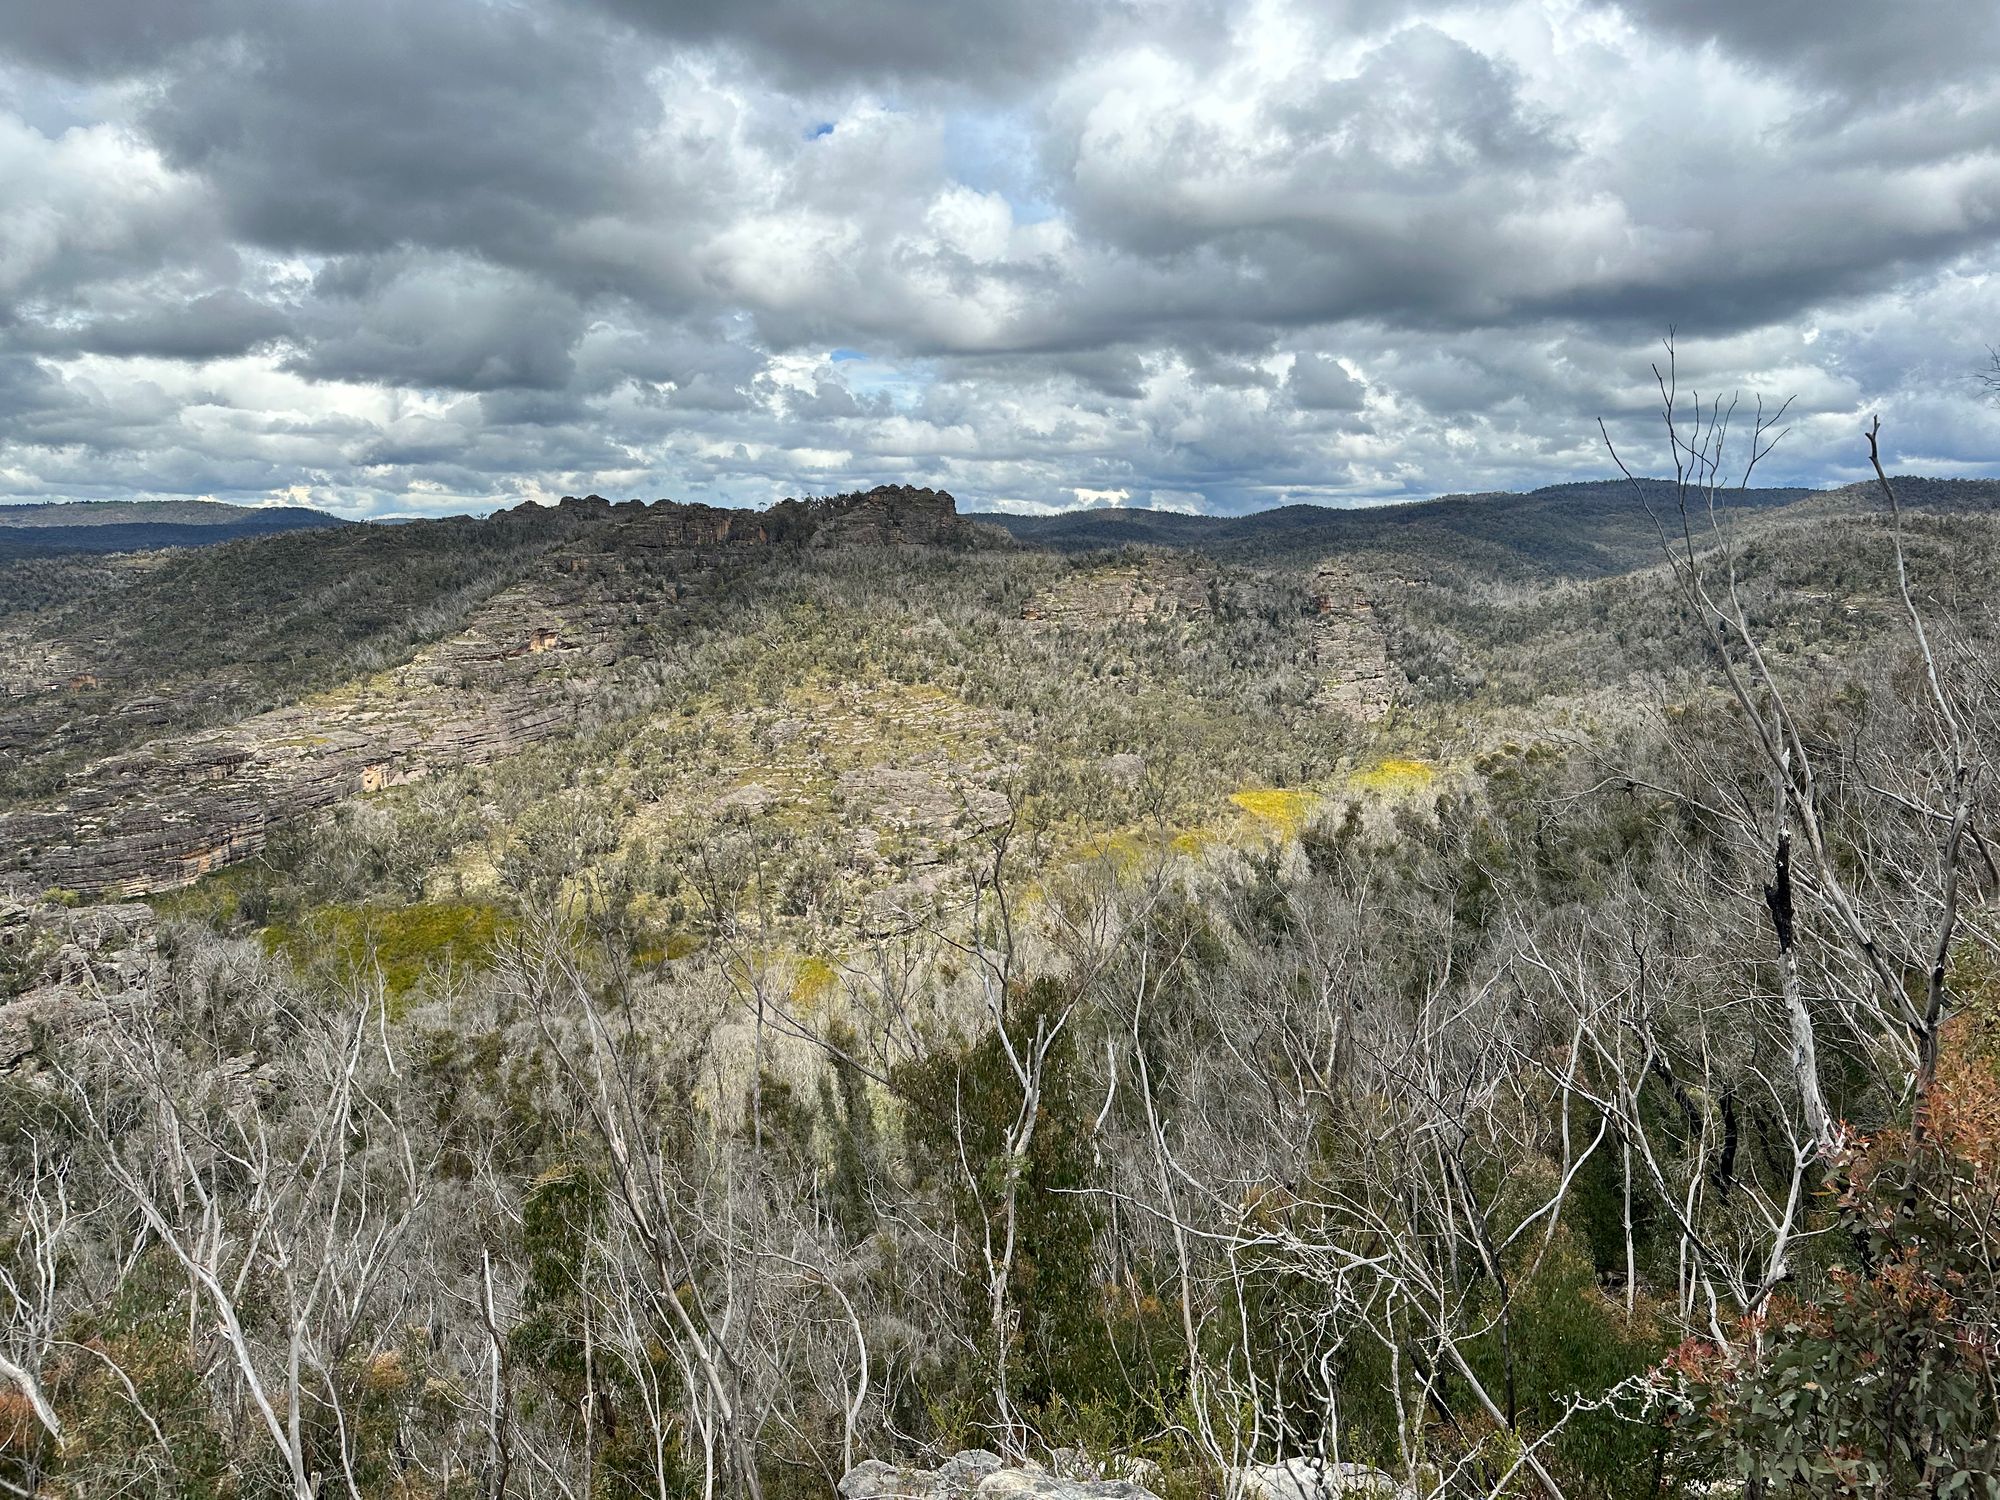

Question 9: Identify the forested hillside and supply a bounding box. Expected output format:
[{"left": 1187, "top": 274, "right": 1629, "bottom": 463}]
[{"left": 0, "top": 462, "right": 1993, "bottom": 1497}]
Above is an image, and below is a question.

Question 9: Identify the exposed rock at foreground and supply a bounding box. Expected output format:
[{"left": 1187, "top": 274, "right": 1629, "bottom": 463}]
[
  {"left": 841, "top": 1451, "right": 1157, "bottom": 1500},
  {"left": 841, "top": 1451, "right": 1409, "bottom": 1500},
  {"left": 1240, "top": 1457, "right": 1412, "bottom": 1500}
]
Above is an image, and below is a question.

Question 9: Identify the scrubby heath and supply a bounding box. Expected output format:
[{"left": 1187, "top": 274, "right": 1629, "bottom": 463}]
[{"left": 0, "top": 455, "right": 1997, "bottom": 1499}]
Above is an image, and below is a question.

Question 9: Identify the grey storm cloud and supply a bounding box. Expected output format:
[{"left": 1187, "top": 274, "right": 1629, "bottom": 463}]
[
  {"left": 1585, "top": 0, "right": 2000, "bottom": 93},
  {"left": 1288, "top": 356, "right": 1366, "bottom": 413},
  {"left": 138, "top": 1, "right": 658, "bottom": 260},
  {"left": 0, "top": 0, "right": 249, "bottom": 78},
  {"left": 286, "top": 255, "right": 586, "bottom": 392},
  {"left": 68, "top": 291, "right": 293, "bottom": 361},
  {"left": 585, "top": 0, "right": 1125, "bottom": 91},
  {"left": 0, "top": 0, "right": 1996, "bottom": 518}
]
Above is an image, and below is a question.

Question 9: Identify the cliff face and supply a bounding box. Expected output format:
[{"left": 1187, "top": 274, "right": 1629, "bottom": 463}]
[
  {"left": 1309, "top": 564, "right": 1403, "bottom": 722},
  {"left": 805, "top": 485, "right": 960, "bottom": 547},
  {"left": 1021, "top": 557, "right": 1215, "bottom": 628},
  {"left": 1019, "top": 557, "right": 1403, "bottom": 721},
  {"left": 0, "top": 484, "right": 978, "bottom": 898}
]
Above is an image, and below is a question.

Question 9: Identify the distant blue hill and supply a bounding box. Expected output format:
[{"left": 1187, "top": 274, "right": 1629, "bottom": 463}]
[{"left": 0, "top": 500, "right": 347, "bottom": 559}]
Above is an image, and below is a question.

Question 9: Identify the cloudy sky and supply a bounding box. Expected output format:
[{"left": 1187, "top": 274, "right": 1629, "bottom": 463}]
[{"left": 2, "top": 0, "right": 1998, "bottom": 518}]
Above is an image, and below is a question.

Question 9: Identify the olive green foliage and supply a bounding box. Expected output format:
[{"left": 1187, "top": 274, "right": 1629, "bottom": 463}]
[
  {"left": 262, "top": 900, "right": 513, "bottom": 1004},
  {"left": 30, "top": 1252, "right": 238, "bottom": 1497},
  {"left": 199, "top": 541, "right": 1353, "bottom": 962}
]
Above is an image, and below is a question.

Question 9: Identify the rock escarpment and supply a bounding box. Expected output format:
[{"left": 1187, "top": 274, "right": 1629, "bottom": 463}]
[
  {"left": 803, "top": 485, "right": 962, "bottom": 547},
  {"left": 1020, "top": 556, "right": 1403, "bottom": 723},
  {"left": 1022, "top": 558, "right": 1215, "bottom": 629},
  {"left": 536, "top": 484, "right": 967, "bottom": 552},
  {"left": 0, "top": 577, "right": 586, "bottom": 897}
]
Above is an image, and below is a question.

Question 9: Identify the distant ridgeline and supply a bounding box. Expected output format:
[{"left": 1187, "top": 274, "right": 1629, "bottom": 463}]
[
  {"left": 986, "top": 475, "right": 2000, "bottom": 577},
  {"left": 0, "top": 500, "right": 345, "bottom": 558},
  {"left": 517, "top": 483, "right": 970, "bottom": 548},
  {"left": 0, "top": 485, "right": 982, "bottom": 562}
]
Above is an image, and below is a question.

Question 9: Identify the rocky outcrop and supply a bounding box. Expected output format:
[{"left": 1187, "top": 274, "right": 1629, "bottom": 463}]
[
  {"left": 0, "top": 898, "right": 157, "bottom": 1069},
  {"left": 1309, "top": 566, "right": 1401, "bottom": 722},
  {"left": 1023, "top": 559, "right": 1214, "bottom": 629},
  {"left": 0, "top": 695, "right": 570, "bottom": 897},
  {"left": 806, "top": 485, "right": 962, "bottom": 547},
  {"left": 1239, "top": 1457, "right": 1410, "bottom": 1500},
  {"left": 0, "top": 586, "right": 587, "bottom": 897},
  {"left": 835, "top": 760, "right": 1013, "bottom": 936},
  {"left": 1020, "top": 556, "right": 1400, "bottom": 721},
  {"left": 604, "top": 498, "right": 771, "bottom": 551},
  {"left": 835, "top": 765, "right": 1012, "bottom": 836},
  {"left": 548, "top": 485, "right": 968, "bottom": 553}
]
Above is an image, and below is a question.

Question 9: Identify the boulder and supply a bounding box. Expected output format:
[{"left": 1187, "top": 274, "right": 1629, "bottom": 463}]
[
  {"left": 1235, "top": 1457, "right": 1411, "bottom": 1500},
  {"left": 839, "top": 1452, "right": 1411, "bottom": 1500},
  {"left": 841, "top": 1452, "right": 1160, "bottom": 1500}
]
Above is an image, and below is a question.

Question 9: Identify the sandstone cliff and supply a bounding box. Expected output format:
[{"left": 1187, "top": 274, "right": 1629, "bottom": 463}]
[
  {"left": 531, "top": 484, "right": 967, "bottom": 552},
  {"left": 1022, "top": 557, "right": 1214, "bottom": 629},
  {"left": 1020, "top": 556, "right": 1403, "bottom": 722},
  {"left": 1309, "top": 564, "right": 1404, "bottom": 722}
]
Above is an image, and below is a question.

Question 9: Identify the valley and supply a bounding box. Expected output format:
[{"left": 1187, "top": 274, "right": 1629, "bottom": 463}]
[{"left": 0, "top": 471, "right": 1995, "bottom": 1497}]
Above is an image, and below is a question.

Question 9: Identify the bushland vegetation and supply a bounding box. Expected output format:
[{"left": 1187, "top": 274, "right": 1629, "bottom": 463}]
[{"left": 0, "top": 417, "right": 1995, "bottom": 1497}]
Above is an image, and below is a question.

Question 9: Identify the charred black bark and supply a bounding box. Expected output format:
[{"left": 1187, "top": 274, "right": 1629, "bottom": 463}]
[{"left": 1763, "top": 831, "right": 1795, "bottom": 955}]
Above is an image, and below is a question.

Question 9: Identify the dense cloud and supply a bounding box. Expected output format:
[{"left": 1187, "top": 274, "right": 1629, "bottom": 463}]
[
  {"left": 0, "top": 0, "right": 1995, "bottom": 517},
  {"left": 586, "top": 0, "right": 1122, "bottom": 90}
]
